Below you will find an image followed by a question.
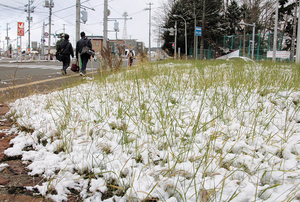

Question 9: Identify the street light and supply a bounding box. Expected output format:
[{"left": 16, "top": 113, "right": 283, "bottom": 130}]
[
  {"left": 239, "top": 20, "right": 255, "bottom": 59},
  {"left": 173, "top": 15, "right": 187, "bottom": 60}
]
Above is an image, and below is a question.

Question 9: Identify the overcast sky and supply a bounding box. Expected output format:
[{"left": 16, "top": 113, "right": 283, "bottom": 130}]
[{"left": 0, "top": 0, "right": 167, "bottom": 51}]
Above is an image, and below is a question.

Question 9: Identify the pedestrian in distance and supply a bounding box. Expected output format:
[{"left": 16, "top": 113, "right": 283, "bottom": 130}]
[
  {"left": 57, "top": 34, "right": 74, "bottom": 75},
  {"left": 76, "top": 31, "right": 92, "bottom": 76},
  {"left": 128, "top": 50, "right": 135, "bottom": 67}
]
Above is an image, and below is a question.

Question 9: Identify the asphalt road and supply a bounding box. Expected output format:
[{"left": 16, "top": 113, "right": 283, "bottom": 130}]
[
  {"left": 0, "top": 57, "right": 136, "bottom": 103},
  {"left": 0, "top": 59, "right": 103, "bottom": 103}
]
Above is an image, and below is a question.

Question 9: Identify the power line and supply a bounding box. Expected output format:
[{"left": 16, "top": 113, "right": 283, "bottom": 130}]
[
  {"left": 53, "top": 14, "right": 75, "bottom": 26},
  {"left": 93, "top": 0, "right": 113, "bottom": 8},
  {"left": 53, "top": 5, "right": 75, "bottom": 13},
  {"left": 108, "top": 5, "right": 122, "bottom": 16},
  {"left": 129, "top": 10, "right": 145, "bottom": 16},
  {"left": 0, "top": 3, "right": 24, "bottom": 11},
  {"left": 10, "top": 0, "right": 24, "bottom": 5}
]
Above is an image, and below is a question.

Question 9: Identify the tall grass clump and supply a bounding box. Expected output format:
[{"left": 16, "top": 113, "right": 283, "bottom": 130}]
[{"left": 5, "top": 59, "right": 300, "bottom": 201}]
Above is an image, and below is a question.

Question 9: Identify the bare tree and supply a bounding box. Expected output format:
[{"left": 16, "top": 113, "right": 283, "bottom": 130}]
[
  {"left": 259, "top": 0, "right": 276, "bottom": 38},
  {"left": 152, "top": 1, "right": 176, "bottom": 48},
  {"left": 240, "top": 0, "right": 275, "bottom": 26}
]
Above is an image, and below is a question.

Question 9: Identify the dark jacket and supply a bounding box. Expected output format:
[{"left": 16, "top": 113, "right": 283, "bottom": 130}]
[
  {"left": 58, "top": 40, "right": 74, "bottom": 57},
  {"left": 76, "top": 37, "right": 92, "bottom": 59}
]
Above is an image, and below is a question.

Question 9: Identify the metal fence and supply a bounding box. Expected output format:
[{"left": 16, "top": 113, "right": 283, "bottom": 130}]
[
  {"left": 189, "top": 48, "right": 215, "bottom": 59},
  {"left": 189, "top": 33, "right": 284, "bottom": 60},
  {"left": 217, "top": 33, "right": 283, "bottom": 60}
]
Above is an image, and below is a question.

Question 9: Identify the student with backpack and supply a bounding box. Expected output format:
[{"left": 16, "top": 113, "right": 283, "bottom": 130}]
[
  {"left": 57, "top": 34, "right": 74, "bottom": 75},
  {"left": 76, "top": 32, "right": 93, "bottom": 76}
]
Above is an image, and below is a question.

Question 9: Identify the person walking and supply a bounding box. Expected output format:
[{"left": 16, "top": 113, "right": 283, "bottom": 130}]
[
  {"left": 76, "top": 31, "right": 92, "bottom": 76},
  {"left": 128, "top": 50, "right": 135, "bottom": 67},
  {"left": 57, "top": 34, "right": 74, "bottom": 75}
]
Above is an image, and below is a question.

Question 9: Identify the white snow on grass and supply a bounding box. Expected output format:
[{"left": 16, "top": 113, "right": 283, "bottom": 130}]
[
  {"left": 2, "top": 61, "right": 300, "bottom": 201},
  {"left": 0, "top": 163, "right": 9, "bottom": 171}
]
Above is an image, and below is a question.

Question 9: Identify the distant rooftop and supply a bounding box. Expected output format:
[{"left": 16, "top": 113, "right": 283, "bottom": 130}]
[{"left": 86, "top": 36, "right": 103, "bottom": 39}]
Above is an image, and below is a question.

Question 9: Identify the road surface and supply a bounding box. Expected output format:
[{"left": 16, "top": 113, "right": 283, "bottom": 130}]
[
  {"left": 0, "top": 59, "right": 99, "bottom": 103},
  {"left": 0, "top": 57, "right": 137, "bottom": 103}
]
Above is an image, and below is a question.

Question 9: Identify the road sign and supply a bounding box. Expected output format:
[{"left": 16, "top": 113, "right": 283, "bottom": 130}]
[
  {"left": 240, "top": 19, "right": 245, "bottom": 29},
  {"left": 44, "top": 32, "right": 49, "bottom": 38},
  {"left": 17, "top": 22, "right": 25, "bottom": 36},
  {"left": 195, "top": 27, "right": 202, "bottom": 36}
]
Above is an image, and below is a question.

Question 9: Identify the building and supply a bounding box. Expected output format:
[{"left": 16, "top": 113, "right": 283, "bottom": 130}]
[
  {"left": 86, "top": 36, "right": 103, "bottom": 56},
  {"left": 136, "top": 42, "right": 144, "bottom": 55},
  {"left": 109, "top": 39, "right": 126, "bottom": 55},
  {"left": 85, "top": 36, "right": 144, "bottom": 57},
  {"left": 109, "top": 39, "right": 144, "bottom": 56}
]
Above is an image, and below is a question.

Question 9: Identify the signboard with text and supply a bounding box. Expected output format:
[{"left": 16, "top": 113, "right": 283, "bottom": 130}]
[
  {"left": 195, "top": 27, "right": 202, "bottom": 36},
  {"left": 267, "top": 51, "right": 290, "bottom": 59},
  {"left": 17, "top": 22, "right": 25, "bottom": 36}
]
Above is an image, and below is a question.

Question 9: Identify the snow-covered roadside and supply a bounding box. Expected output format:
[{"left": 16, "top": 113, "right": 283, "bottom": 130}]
[{"left": 2, "top": 62, "right": 300, "bottom": 201}]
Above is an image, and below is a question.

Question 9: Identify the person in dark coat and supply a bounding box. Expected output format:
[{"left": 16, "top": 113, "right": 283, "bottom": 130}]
[
  {"left": 57, "top": 34, "right": 74, "bottom": 75},
  {"left": 76, "top": 31, "right": 92, "bottom": 76}
]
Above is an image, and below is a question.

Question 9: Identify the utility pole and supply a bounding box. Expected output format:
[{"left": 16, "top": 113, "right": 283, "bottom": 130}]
[
  {"left": 63, "top": 24, "right": 66, "bottom": 34},
  {"left": 6, "top": 23, "right": 10, "bottom": 57},
  {"left": 76, "top": 0, "right": 80, "bottom": 43},
  {"left": 103, "top": 0, "right": 108, "bottom": 48},
  {"left": 45, "top": 0, "right": 54, "bottom": 57},
  {"left": 28, "top": 0, "right": 31, "bottom": 49},
  {"left": 273, "top": 0, "right": 279, "bottom": 62},
  {"left": 25, "top": 0, "right": 34, "bottom": 50},
  {"left": 145, "top": 2, "right": 153, "bottom": 63}
]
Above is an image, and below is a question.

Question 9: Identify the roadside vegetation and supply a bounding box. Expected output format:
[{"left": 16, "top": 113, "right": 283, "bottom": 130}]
[{"left": 4, "top": 59, "right": 300, "bottom": 201}]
